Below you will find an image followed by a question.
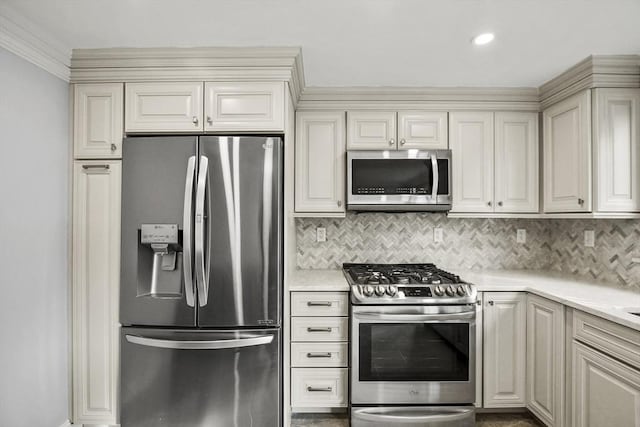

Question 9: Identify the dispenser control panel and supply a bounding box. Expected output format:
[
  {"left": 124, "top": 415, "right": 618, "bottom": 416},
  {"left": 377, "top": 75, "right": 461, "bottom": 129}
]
[{"left": 141, "top": 224, "right": 179, "bottom": 244}]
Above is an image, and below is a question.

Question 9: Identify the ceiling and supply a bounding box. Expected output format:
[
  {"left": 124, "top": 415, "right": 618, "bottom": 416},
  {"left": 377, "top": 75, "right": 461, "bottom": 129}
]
[{"left": 2, "top": 0, "right": 640, "bottom": 87}]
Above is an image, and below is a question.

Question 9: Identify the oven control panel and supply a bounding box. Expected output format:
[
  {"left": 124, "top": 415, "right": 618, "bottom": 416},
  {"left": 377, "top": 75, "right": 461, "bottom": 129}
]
[{"left": 399, "top": 287, "right": 432, "bottom": 297}]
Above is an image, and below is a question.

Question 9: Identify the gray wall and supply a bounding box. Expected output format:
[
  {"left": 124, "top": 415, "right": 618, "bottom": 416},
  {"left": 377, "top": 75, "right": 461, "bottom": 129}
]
[
  {"left": 0, "top": 47, "right": 69, "bottom": 426},
  {"left": 297, "top": 214, "right": 640, "bottom": 291}
]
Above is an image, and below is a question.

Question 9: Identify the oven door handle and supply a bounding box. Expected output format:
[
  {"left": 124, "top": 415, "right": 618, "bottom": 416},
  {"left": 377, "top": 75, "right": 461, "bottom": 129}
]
[
  {"left": 353, "top": 311, "right": 475, "bottom": 322},
  {"left": 352, "top": 407, "right": 475, "bottom": 424}
]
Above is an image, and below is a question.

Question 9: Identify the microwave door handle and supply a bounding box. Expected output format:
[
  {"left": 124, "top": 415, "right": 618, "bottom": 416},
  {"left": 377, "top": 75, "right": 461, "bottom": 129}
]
[
  {"left": 431, "top": 153, "right": 439, "bottom": 203},
  {"left": 182, "top": 156, "right": 196, "bottom": 307}
]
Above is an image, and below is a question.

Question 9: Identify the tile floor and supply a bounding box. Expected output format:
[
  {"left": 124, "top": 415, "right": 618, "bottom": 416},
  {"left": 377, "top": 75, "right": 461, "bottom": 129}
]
[{"left": 290, "top": 412, "right": 543, "bottom": 426}]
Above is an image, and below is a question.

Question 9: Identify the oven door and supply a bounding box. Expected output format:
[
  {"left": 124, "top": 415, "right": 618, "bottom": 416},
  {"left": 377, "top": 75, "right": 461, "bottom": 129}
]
[
  {"left": 347, "top": 150, "right": 451, "bottom": 211},
  {"left": 351, "top": 304, "right": 475, "bottom": 405}
]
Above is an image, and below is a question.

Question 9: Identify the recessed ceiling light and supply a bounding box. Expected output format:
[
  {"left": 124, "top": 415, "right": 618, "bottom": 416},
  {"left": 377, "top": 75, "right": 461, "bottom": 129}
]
[{"left": 472, "top": 33, "right": 495, "bottom": 46}]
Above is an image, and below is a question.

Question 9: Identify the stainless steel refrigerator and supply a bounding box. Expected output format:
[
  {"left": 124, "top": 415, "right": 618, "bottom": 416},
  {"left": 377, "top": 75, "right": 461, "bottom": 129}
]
[{"left": 120, "top": 136, "right": 283, "bottom": 427}]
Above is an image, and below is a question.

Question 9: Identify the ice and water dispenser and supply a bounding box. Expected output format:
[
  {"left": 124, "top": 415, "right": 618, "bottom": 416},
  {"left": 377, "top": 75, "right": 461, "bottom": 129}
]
[{"left": 137, "top": 224, "right": 183, "bottom": 299}]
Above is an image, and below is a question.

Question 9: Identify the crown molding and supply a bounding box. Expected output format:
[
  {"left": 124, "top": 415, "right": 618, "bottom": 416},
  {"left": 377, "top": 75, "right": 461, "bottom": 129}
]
[
  {"left": 297, "top": 86, "right": 541, "bottom": 111},
  {"left": 0, "top": 4, "right": 71, "bottom": 81},
  {"left": 70, "top": 47, "right": 305, "bottom": 104},
  {"left": 539, "top": 54, "right": 640, "bottom": 109}
]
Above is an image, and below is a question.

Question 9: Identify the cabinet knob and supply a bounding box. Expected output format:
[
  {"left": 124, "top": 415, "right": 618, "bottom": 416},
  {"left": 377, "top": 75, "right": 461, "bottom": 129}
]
[
  {"left": 207, "top": 116, "right": 213, "bottom": 125},
  {"left": 110, "top": 143, "right": 117, "bottom": 152},
  {"left": 488, "top": 300, "right": 494, "bottom": 306},
  {"left": 400, "top": 139, "right": 406, "bottom": 145},
  {"left": 578, "top": 198, "right": 584, "bottom": 205},
  {"left": 389, "top": 138, "right": 395, "bottom": 146},
  {"left": 487, "top": 201, "right": 492, "bottom": 207},
  {"left": 337, "top": 200, "right": 342, "bottom": 207},
  {"left": 498, "top": 201, "right": 503, "bottom": 207},
  {"left": 192, "top": 116, "right": 199, "bottom": 125}
]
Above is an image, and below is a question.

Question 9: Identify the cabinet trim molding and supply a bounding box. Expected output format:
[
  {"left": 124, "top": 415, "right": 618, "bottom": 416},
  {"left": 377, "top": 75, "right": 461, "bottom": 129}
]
[{"left": 70, "top": 47, "right": 305, "bottom": 104}]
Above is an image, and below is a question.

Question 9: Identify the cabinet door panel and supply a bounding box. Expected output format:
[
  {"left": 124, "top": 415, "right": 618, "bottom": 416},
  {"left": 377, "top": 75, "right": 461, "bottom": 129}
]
[
  {"left": 125, "top": 82, "right": 203, "bottom": 132},
  {"left": 572, "top": 342, "right": 640, "bottom": 427},
  {"left": 204, "top": 82, "right": 284, "bottom": 131},
  {"left": 450, "top": 112, "right": 494, "bottom": 212},
  {"left": 74, "top": 83, "right": 123, "bottom": 159},
  {"left": 543, "top": 91, "right": 591, "bottom": 212},
  {"left": 495, "top": 112, "right": 539, "bottom": 212},
  {"left": 594, "top": 88, "right": 640, "bottom": 212},
  {"left": 347, "top": 111, "right": 397, "bottom": 150},
  {"left": 398, "top": 111, "right": 448, "bottom": 149},
  {"left": 484, "top": 292, "right": 526, "bottom": 408},
  {"left": 295, "top": 112, "right": 346, "bottom": 213},
  {"left": 526, "top": 295, "right": 565, "bottom": 427},
  {"left": 72, "top": 161, "right": 121, "bottom": 424}
]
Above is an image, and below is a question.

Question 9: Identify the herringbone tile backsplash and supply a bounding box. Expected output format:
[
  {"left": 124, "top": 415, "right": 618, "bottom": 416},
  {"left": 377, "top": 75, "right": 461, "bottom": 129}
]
[{"left": 296, "top": 213, "right": 640, "bottom": 290}]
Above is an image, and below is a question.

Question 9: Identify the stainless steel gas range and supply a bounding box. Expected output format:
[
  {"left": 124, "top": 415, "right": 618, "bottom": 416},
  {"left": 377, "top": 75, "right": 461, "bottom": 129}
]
[{"left": 343, "top": 263, "right": 477, "bottom": 427}]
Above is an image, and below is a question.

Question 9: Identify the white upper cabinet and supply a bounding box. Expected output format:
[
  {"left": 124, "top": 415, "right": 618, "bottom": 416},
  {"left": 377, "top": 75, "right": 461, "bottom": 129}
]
[
  {"left": 494, "top": 112, "right": 539, "bottom": 213},
  {"left": 74, "top": 83, "right": 124, "bottom": 159},
  {"left": 593, "top": 88, "right": 640, "bottom": 212},
  {"left": 347, "top": 111, "right": 397, "bottom": 150},
  {"left": 347, "top": 111, "right": 447, "bottom": 150},
  {"left": 397, "top": 111, "right": 448, "bottom": 149},
  {"left": 204, "top": 82, "right": 285, "bottom": 132},
  {"left": 295, "top": 111, "right": 346, "bottom": 214},
  {"left": 483, "top": 292, "right": 527, "bottom": 408},
  {"left": 449, "top": 112, "right": 495, "bottom": 212},
  {"left": 543, "top": 91, "right": 592, "bottom": 212},
  {"left": 125, "top": 82, "right": 204, "bottom": 132}
]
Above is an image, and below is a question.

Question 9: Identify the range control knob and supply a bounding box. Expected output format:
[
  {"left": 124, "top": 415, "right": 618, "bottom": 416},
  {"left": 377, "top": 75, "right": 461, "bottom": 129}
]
[
  {"left": 445, "top": 285, "right": 455, "bottom": 297},
  {"left": 434, "top": 285, "right": 445, "bottom": 296},
  {"left": 456, "top": 285, "right": 467, "bottom": 296},
  {"left": 375, "top": 285, "right": 386, "bottom": 296},
  {"left": 386, "top": 285, "right": 398, "bottom": 296},
  {"left": 362, "top": 285, "right": 374, "bottom": 296}
]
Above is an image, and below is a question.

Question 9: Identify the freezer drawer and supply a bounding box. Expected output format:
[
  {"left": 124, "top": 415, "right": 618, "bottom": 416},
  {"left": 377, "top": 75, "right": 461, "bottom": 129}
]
[
  {"left": 121, "top": 327, "right": 281, "bottom": 427},
  {"left": 351, "top": 406, "right": 475, "bottom": 427}
]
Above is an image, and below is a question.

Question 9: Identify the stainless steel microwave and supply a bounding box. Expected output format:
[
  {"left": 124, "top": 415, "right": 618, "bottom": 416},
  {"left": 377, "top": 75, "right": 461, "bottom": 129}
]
[{"left": 347, "top": 149, "right": 452, "bottom": 212}]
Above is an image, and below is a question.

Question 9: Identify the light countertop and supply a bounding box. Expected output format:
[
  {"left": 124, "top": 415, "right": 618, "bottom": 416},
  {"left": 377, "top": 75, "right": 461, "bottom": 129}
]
[{"left": 289, "top": 268, "right": 640, "bottom": 331}]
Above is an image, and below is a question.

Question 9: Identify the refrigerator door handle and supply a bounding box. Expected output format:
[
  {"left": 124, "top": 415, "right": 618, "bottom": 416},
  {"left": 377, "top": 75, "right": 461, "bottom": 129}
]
[
  {"left": 182, "top": 156, "right": 197, "bottom": 307},
  {"left": 195, "top": 155, "right": 209, "bottom": 306},
  {"left": 125, "top": 334, "right": 273, "bottom": 350}
]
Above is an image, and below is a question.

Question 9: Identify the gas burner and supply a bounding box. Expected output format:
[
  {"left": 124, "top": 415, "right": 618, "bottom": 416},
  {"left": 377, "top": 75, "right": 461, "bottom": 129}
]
[{"left": 343, "top": 263, "right": 476, "bottom": 305}]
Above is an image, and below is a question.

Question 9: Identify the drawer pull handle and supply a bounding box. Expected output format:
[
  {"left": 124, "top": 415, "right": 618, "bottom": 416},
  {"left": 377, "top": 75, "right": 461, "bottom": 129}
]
[
  {"left": 307, "top": 386, "right": 333, "bottom": 392},
  {"left": 307, "top": 352, "right": 332, "bottom": 358},
  {"left": 307, "top": 327, "right": 332, "bottom": 333},
  {"left": 307, "top": 301, "right": 333, "bottom": 307}
]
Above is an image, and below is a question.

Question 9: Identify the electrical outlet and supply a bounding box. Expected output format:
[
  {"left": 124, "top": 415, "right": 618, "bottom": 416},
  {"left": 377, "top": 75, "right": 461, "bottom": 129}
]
[
  {"left": 316, "top": 227, "right": 326, "bottom": 242},
  {"left": 584, "top": 230, "right": 595, "bottom": 248},
  {"left": 516, "top": 229, "right": 527, "bottom": 244},
  {"left": 433, "top": 227, "right": 443, "bottom": 243}
]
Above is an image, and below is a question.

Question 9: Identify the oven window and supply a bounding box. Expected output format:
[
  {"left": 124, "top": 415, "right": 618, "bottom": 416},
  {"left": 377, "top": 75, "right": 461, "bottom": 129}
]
[
  {"left": 359, "top": 323, "right": 469, "bottom": 381},
  {"left": 352, "top": 159, "right": 449, "bottom": 195}
]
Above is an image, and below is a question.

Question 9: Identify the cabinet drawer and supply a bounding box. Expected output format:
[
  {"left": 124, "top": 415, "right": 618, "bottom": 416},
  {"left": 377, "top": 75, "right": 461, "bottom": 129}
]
[
  {"left": 291, "top": 317, "right": 348, "bottom": 342},
  {"left": 573, "top": 310, "right": 640, "bottom": 369},
  {"left": 291, "top": 292, "right": 349, "bottom": 317},
  {"left": 291, "top": 342, "right": 348, "bottom": 367},
  {"left": 291, "top": 368, "right": 348, "bottom": 408}
]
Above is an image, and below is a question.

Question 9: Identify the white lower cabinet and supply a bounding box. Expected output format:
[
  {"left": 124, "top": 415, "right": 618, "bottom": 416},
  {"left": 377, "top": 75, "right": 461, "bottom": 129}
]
[
  {"left": 572, "top": 341, "right": 640, "bottom": 427},
  {"left": 483, "top": 292, "right": 527, "bottom": 408},
  {"left": 72, "top": 161, "right": 121, "bottom": 425},
  {"left": 290, "top": 291, "right": 349, "bottom": 411},
  {"left": 526, "top": 295, "right": 565, "bottom": 426}
]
